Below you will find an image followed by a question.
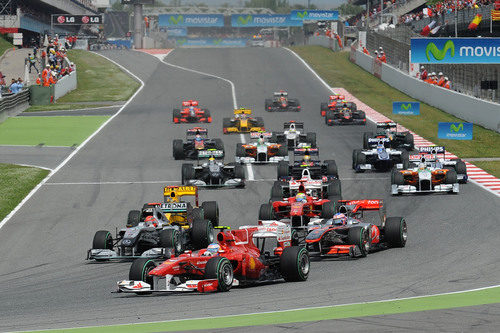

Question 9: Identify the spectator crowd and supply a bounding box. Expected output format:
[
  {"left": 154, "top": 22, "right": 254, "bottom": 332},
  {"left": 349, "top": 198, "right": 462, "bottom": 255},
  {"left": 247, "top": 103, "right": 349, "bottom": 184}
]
[{"left": 34, "top": 36, "right": 76, "bottom": 87}]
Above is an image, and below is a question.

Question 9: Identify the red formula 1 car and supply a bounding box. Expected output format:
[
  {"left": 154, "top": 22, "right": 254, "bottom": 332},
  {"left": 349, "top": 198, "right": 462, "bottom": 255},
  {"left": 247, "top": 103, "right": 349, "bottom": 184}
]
[
  {"left": 305, "top": 199, "right": 407, "bottom": 258},
  {"left": 258, "top": 192, "right": 336, "bottom": 229},
  {"left": 173, "top": 100, "right": 212, "bottom": 124},
  {"left": 116, "top": 221, "right": 309, "bottom": 294},
  {"left": 320, "top": 94, "right": 344, "bottom": 117}
]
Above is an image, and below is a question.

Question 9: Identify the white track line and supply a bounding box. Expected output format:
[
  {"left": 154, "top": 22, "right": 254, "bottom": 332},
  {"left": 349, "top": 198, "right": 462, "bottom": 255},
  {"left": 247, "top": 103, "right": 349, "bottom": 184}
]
[
  {"left": 147, "top": 50, "right": 255, "bottom": 181},
  {"left": 21, "top": 105, "right": 122, "bottom": 113},
  {"left": 0, "top": 53, "right": 145, "bottom": 231}
]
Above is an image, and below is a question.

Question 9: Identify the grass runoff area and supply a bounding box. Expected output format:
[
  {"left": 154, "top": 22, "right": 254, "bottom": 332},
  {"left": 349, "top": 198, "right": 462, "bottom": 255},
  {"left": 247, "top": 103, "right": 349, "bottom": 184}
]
[
  {"left": 0, "top": 116, "right": 109, "bottom": 146},
  {"left": 28, "top": 286, "right": 500, "bottom": 332},
  {"left": 25, "top": 49, "right": 139, "bottom": 112},
  {"left": 290, "top": 46, "right": 500, "bottom": 177},
  {"left": 0, "top": 163, "right": 49, "bottom": 221},
  {"left": 0, "top": 34, "right": 12, "bottom": 57}
]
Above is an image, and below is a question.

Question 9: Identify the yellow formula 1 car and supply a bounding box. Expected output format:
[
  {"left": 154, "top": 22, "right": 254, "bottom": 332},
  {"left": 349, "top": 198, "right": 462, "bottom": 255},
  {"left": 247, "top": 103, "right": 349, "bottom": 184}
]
[{"left": 222, "top": 108, "right": 265, "bottom": 134}]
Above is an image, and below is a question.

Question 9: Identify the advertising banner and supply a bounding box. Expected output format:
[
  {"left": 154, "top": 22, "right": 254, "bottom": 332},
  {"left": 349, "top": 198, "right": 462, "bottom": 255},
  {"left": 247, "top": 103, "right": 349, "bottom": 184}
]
[
  {"left": 174, "top": 38, "right": 247, "bottom": 47},
  {"left": 52, "top": 15, "right": 102, "bottom": 25},
  {"left": 159, "top": 14, "right": 224, "bottom": 27},
  {"left": 290, "top": 10, "right": 338, "bottom": 21},
  {"left": 438, "top": 122, "right": 473, "bottom": 140},
  {"left": 166, "top": 27, "right": 187, "bottom": 36},
  {"left": 392, "top": 101, "right": 420, "bottom": 115},
  {"left": 411, "top": 38, "right": 500, "bottom": 64},
  {"left": 231, "top": 14, "right": 302, "bottom": 27}
]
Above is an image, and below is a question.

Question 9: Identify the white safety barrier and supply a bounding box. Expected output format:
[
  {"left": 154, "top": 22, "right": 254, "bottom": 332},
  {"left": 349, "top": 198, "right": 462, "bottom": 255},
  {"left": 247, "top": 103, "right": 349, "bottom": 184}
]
[
  {"left": 350, "top": 45, "right": 500, "bottom": 133},
  {"left": 54, "top": 71, "right": 77, "bottom": 101}
]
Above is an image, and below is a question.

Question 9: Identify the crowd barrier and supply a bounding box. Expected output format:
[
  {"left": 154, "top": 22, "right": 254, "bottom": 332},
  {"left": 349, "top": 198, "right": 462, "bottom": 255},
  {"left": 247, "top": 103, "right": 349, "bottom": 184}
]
[
  {"left": 350, "top": 45, "right": 500, "bottom": 133},
  {"left": 54, "top": 71, "right": 77, "bottom": 100},
  {"left": 173, "top": 38, "right": 248, "bottom": 48},
  {"left": 0, "top": 89, "right": 29, "bottom": 123}
]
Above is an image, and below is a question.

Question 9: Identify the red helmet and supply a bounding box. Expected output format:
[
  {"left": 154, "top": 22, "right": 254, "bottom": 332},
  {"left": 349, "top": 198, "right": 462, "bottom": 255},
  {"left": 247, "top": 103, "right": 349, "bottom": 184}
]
[{"left": 144, "top": 216, "right": 158, "bottom": 227}]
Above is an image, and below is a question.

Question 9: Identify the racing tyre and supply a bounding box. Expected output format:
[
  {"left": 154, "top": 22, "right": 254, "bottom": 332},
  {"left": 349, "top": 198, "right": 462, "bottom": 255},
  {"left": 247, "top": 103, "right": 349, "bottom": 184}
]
[
  {"left": 325, "top": 113, "right": 334, "bottom": 125},
  {"left": 357, "top": 111, "right": 366, "bottom": 123},
  {"left": 278, "top": 144, "right": 288, "bottom": 157},
  {"left": 277, "top": 161, "right": 289, "bottom": 179},
  {"left": 259, "top": 203, "right": 275, "bottom": 220},
  {"left": 392, "top": 170, "right": 404, "bottom": 185},
  {"left": 384, "top": 217, "right": 407, "bottom": 248},
  {"left": 234, "top": 164, "right": 245, "bottom": 182},
  {"left": 445, "top": 169, "right": 458, "bottom": 184},
  {"left": 214, "top": 138, "right": 224, "bottom": 151},
  {"left": 236, "top": 143, "right": 246, "bottom": 157},
  {"left": 173, "top": 140, "right": 185, "bottom": 160},
  {"left": 255, "top": 117, "right": 264, "bottom": 128},
  {"left": 204, "top": 257, "right": 233, "bottom": 292},
  {"left": 320, "top": 201, "right": 335, "bottom": 218},
  {"left": 265, "top": 99, "right": 272, "bottom": 111},
  {"left": 181, "top": 163, "right": 195, "bottom": 185},
  {"left": 363, "top": 132, "right": 374, "bottom": 149},
  {"left": 159, "top": 229, "right": 183, "bottom": 255},
  {"left": 204, "top": 109, "right": 212, "bottom": 123},
  {"left": 401, "top": 150, "right": 410, "bottom": 170},
  {"left": 306, "top": 132, "right": 317, "bottom": 148},
  {"left": 222, "top": 117, "right": 231, "bottom": 133},
  {"left": 191, "top": 207, "right": 203, "bottom": 221},
  {"left": 280, "top": 246, "right": 309, "bottom": 282},
  {"left": 201, "top": 201, "right": 219, "bottom": 227},
  {"left": 92, "top": 230, "right": 113, "bottom": 250},
  {"left": 352, "top": 149, "right": 361, "bottom": 169},
  {"left": 173, "top": 109, "right": 181, "bottom": 123},
  {"left": 129, "top": 258, "right": 157, "bottom": 293},
  {"left": 326, "top": 179, "right": 342, "bottom": 200},
  {"left": 454, "top": 160, "right": 467, "bottom": 183},
  {"left": 404, "top": 133, "right": 414, "bottom": 149},
  {"left": 127, "top": 210, "right": 141, "bottom": 227},
  {"left": 320, "top": 103, "right": 328, "bottom": 116},
  {"left": 191, "top": 219, "right": 214, "bottom": 249},
  {"left": 355, "top": 151, "right": 366, "bottom": 173},
  {"left": 324, "top": 160, "right": 338, "bottom": 178},
  {"left": 347, "top": 226, "right": 370, "bottom": 257},
  {"left": 270, "top": 182, "right": 283, "bottom": 202}
]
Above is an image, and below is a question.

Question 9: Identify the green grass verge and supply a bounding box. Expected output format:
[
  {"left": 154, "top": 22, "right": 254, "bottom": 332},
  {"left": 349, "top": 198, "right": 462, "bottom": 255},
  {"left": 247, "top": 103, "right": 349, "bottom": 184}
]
[
  {"left": 30, "top": 286, "right": 500, "bottom": 332},
  {"left": 0, "top": 163, "right": 49, "bottom": 221},
  {"left": 290, "top": 46, "right": 500, "bottom": 161},
  {"left": 24, "top": 104, "right": 115, "bottom": 112},
  {"left": 0, "top": 35, "right": 12, "bottom": 57},
  {"left": 472, "top": 161, "right": 500, "bottom": 177},
  {"left": 56, "top": 50, "right": 140, "bottom": 103},
  {"left": 0, "top": 116, "right": 109, "bottom": 146}
]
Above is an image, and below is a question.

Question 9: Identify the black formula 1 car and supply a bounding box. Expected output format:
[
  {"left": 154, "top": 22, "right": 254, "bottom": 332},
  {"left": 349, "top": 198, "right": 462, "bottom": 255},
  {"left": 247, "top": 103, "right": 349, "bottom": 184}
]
[
  {"left": 265, "top": 91, "right": 301, "bottom": 112},
  {"left": 173, "top": 128, "right": 224, "bottom": 160},
  {"left": 304, "top": 199, "right": 407, "bottom": 258},
  {"left": 277, "top": 148, "right": 339, "bottom": 182},
  {"left": 182, "top": 151, "right": 245, "bottom": 188},
  {"left": 272, "top": 121, "right": 317, "bottom": 150},
  {"left": 325, "top": 103, "right": 366, "bottom": 126},
  {"left": 352, "top": 141, "right": 409, "bottom": 172},
  {"left": 363, "top": 121, "right": 414, "bottom": 150},
  {"left": 173, "top": 100, "right": 211, "bottom": 123},
  {"left": 87, "top": 188, "right": 219, "bottom": 261}
]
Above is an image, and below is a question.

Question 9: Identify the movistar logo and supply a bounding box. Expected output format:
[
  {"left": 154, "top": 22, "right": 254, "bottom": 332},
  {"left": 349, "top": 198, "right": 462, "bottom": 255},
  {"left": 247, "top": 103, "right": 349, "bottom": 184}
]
[
  {"left": 213, "top": 39, "right": 222, "bottom": 45},
  {"left": 297, "top": 11, "right": 308, "bottom": 18},
  {"left": 177, "top": 38, "right": 186, "bottom": 46},
  {"left": 450, "top": 123, "right": 464, "bottom": 132},
  {"left": 401, "top": 103, "right": 412, "bottom": 110},
  {"left": 169, "top": 15, "right": 183, "bottom": 25},
  {"left": 237, "top": 15, "right": 252, "bottom": 25},
  {"left": 426, "top": 40, "right": 455, "bottom": 61}
]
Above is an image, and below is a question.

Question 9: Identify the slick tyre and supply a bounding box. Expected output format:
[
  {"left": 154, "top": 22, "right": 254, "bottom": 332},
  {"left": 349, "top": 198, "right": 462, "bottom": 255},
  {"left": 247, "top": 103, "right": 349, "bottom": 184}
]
[
  {"left": 306, "top": 132, "right": 317, "bottom": 148},
  {"left": 127, "top": 210, "right": 141, "bottom": 227},
  {"left": 159, "top": 229, "right": 183, "bottom": 255},
  {"left": 191, "top": 219, "right": 214, "bottom": 249},
  {"left": 173, "top": 140, "right": 185, "bottom": 160},
  {"left": 445, "top": 169, "right": 458, "bottom": 184},
  {"left": 270, "top": 182, "right": 283, "bottom": 202},
  {"left": 259, "top": 203, "right": 275, "bottom": 220},
  {"left": 222, "top": 117, "right": 231, "bottom": 133},
  {"left": 280, "top": 246, "right": 309, "bottom": 282},
  {"left": 355, "top": 152, "right": 366, "bottom": 173},
  {"left": 324, "top": 160, "right": 338, "bottom": 178},
  {"left": 384, "top": 217, "right": 407, "bottom": 248},
  {"left": 277, "top": 161, "right": 289, "bottom": 179},
  {"left": 201, "top": 201, "right": 219, "bottom": 227},
  {"left": 236, "top": 143, "right": 246, "bottom": 157},
  {"left": 363, "top": 132, "right": 374, "bottom": 149},
  {"left": 92, "top": 230, "right": 113, "bottom": 250},
  {"left": 278, "top": 144, "right": 288, "bottom": 157},
  {"left": 454, "top": 160, "right": 467, "bottom": 183},
  {"left": 320, "top": 201, "right": 335, "bottom": 218},
  {"left": 181, "top": 163, "right": 195, "bottom": 185},
  {"left": 392, "top": 170, "right": 405, "bottom": 185},
  {"left": 326, "top": 179, "right": 342, "bottom": 200},
  {"left": 173, "top": 109, "right": 181, "bottom": 123},
  {"left": 348, "top": 226, "right": 370, "bottom": 257},
  {"left": 129, "top": 258, "right": 157, "bottom": 294},
  {"left": 204, "top": 257, "right": 233, "bottom": 292}
]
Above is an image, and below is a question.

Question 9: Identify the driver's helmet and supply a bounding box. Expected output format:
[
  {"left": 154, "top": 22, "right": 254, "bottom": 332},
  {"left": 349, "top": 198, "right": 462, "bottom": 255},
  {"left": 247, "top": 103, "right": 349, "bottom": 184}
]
[
  {"left": 206, "top": 243, "right": 220, "bottom": 255},
  {"left": 296, "top": 193, "right": 307, "bottom": 203},
  {"left": 209, "top": 156, "right": 216, "bottom": 164},
  {"left": 376, "top": 141, "right": 385, "bottom": 151},
  {"left": 195, "top": 134, "right": 203, "bottom": 142},
  {"left": 257, "top": 137, "right": 265, "bottom": 145},
  {"left": 332, "top": 213, "right": 347, "bottom": 226},
  {"left": 144, "top": 216, "right": 158, "bottom": 227},
  {"left": 418, "top": 162, "right": 426, "bottom": 171},
  {"left": 189, "top": 106, "right": 195, "bottom": 115},
  {"left": 303, "top": 154, "right": 311, "bottom": 163}
]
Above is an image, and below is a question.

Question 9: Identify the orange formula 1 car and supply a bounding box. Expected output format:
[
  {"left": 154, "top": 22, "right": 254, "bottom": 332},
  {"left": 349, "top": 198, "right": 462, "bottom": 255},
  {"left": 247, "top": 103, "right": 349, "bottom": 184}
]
[
  {"left": 173, "top": 100, "right": 212, "bottom": 123},
  {"left": 236, "top": 132, "right": 288, "bottom": 164}
]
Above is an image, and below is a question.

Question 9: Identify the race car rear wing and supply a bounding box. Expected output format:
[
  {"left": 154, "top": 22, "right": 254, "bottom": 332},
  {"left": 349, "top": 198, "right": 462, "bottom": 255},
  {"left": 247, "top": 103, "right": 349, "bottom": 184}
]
[
  {"left": 197, "top": 149, "right": 224, "bottom": 159},
  {"left": 234, "top": 108, "right": 252, "bottom": 115},
  {"left": 164, "top": 185, "right": 198, "bottom": 205},
  {"left": 410, "top": 146, "right": 446, "bottom": 162},
  {"left": 250, "top": 131, "right": 273, "bottom": 139},
  {"left": 283, "top": 121, "right": 304, "bottom": 130},
  {"left": 274, "top": 91, "right": 288, "bottom": 96},
  {"left": 294, "top": 147, "right": 319, "bottom": 156},
  {"left": 376, "top": 121, "right": 397, "bottom": 129},
  {"left": 186, "top": 127, "right": 208, "bottom": 137},
  {"left": 337, "top": 199, "right": 384, "bottom": 214}
]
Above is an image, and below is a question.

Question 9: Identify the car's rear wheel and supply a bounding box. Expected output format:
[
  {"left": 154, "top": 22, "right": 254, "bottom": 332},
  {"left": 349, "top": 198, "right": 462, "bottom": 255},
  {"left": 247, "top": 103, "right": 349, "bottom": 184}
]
[
  {"left": 259, "top": 203, "right": 275, "bottom": 220},
  {"left": 204, "top": 109, "right": 212, "bottom": 122},
  {"left": 234, "top": 164, "right": 245, "bottom": 181},
  {"left": 306, "top": 132, "right": 316, "bottom": 148},
  {"left": 392, "top": 170, "right": 405, "bottom": 185},
  {"left": 236, "top": 143, "right": 246, "bottom": 157},
  {"left": 173, "top": 139, "right": 184, "bottom": 160},
  {"left": 384, "top": 217, "right": 407, "bottom": 248},
  {"left": 159, "top": 229, "right": 183, "bottom": 255},
  {"left": 326, "top": 179, "right": 342, "bottom": 201},
  {"left": 320, "top": 201, "right": 335, "bottom": 218},
  {"left": 324, "top": 160, "right": 338, "bottom": 178},
  {"left": 270, "top": 182, "right": 283, "bottom": 202},
  {"left": 277, "top": 161, "right": 289, "bottom": 179},
  {"left": 278, "top": 144, "right": 288, "bottom": 156},
  {"left": 347, "top": 226, "right": 370, "bottom": 257},
  {"left": 280, "top": 246, "right": 309, "bottom": 282},
  {"left": 173, "top": 109, "right": 181, "bottom": 123},
  {"left": 201, "top": 201, "right": 219, "bottom": 227},
  {"left": 127, "top": 210, "right": 141, "bottom": 227},
  {"left": 191, "top": 219, "right": 214, "bottom": 249},
  {"left": 181, "top": 163, "right": 195, "bottom": 185},
  {"left": 204, "top": 257, "right": 233, "bottom": 292},
  {"left": 355, "top": 151, "right": 366, "bottom": 173},
  {"left": 445, "top": 169, "right": 458, "bottom": 184},
  {"left": 222, "top": 117, "right": 231, "bottom": 133},
  {"left": 320, "top": 103, "right": 328, "bottom": 116}
]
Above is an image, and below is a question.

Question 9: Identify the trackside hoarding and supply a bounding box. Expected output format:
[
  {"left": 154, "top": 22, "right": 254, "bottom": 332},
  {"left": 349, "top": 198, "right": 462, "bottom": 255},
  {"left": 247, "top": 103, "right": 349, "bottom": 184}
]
[
  {"left": 411, "top": 38, "right": 500, "bottom": 64},
  {"left": 158, "top": 14, "right": 224, "bottom": 27},
  {"left": 231, "top": 14, "right": 302, "bottom": 27},
  {"left": 290, "top": 10, "right": 339, "bottom": 21},
  {"left": 173, "top": 38, "right": 247, "bottom": 47},
  {"left": 438, "top": 122, "right": 473, "bottom": 140}
]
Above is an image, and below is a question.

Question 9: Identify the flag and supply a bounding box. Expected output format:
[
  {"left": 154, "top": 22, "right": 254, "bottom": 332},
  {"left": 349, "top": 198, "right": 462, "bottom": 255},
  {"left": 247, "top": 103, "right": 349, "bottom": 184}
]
[
  {"left": 468, "top": 14, "right": 482, "bottom": 30},
  {"left": 420, "top": 20, "right": 436, "bottom": 36},
  {"left": 492, "top": 10, "right": 500, "bottom": 21},
  {"left": 430, "top": 25, "right": 441, "bottom": 34}
]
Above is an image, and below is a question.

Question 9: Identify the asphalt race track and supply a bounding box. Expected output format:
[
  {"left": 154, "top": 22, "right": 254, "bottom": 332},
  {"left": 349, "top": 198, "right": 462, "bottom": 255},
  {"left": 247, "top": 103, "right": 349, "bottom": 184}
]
[{"left": 0, "top": 48, "right": 499, "bottom": 331}]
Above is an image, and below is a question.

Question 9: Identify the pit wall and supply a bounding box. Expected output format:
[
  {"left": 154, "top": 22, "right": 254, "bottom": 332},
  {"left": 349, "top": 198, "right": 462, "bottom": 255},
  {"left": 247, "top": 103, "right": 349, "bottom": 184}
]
[{"left": 349, "top": 45, "right": 500, "bottom": 133}]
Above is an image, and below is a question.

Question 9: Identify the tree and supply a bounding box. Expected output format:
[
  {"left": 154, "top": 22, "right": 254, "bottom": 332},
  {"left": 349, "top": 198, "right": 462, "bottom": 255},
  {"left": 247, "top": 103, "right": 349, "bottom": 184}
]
[{"left": 336, "top": 3, "right": 364, "bottom": 16}]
